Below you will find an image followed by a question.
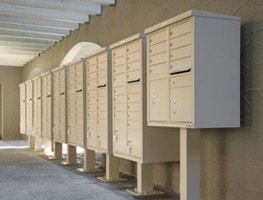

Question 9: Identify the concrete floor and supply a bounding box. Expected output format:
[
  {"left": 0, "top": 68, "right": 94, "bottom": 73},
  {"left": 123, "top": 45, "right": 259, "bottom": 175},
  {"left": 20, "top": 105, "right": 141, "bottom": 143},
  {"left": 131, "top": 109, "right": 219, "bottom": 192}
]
[{"left": 0, "top": 140, "right": 178, "bottom": 200}]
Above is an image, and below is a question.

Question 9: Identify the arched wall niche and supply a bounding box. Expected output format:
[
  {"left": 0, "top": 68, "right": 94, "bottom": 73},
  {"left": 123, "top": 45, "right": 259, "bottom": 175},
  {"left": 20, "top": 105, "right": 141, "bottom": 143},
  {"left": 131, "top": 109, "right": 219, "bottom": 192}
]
[{"left": 59, "top": 42, "right": 101, "bottom": 67}]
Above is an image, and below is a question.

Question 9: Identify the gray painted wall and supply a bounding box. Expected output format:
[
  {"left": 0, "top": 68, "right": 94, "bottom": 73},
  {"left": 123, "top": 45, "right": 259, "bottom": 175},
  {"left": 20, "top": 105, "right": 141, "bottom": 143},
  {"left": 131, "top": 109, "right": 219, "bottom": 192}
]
[
  {"left": 0, "top": 66, "right": 22, "bottom": 141},
  {"left": 22, "top": 0, "right": 263, "bottom": 199}
]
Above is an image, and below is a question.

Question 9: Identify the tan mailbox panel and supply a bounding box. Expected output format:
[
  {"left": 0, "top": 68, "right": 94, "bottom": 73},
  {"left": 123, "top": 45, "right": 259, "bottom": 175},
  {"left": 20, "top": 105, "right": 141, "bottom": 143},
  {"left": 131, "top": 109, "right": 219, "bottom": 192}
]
[
  {"left": 52, "top": 66, "right": 67, "bottom": 144},
  {"left": 32, "top": 76, "right": 41, "bottom": 138},
  {"left": 110, "top": 33, "right": 179, "bottom": 163},
  {"left": 85, "top": 48, "right": 112, "bottom": 153},
  {"left": 41, "top": 72, "right": 52, "bottom": 140},
  {"left": 66, "top": 60, "right": 86, "bottom": 147},
  {"left": 19, "top": 83, "right": 26, "bottom": 134},
  {"left": 25, "top": 80, "right": 33, "bottom": 135},
  {"left": 145, "top": 10, "right": 240, "bottom": 128}
]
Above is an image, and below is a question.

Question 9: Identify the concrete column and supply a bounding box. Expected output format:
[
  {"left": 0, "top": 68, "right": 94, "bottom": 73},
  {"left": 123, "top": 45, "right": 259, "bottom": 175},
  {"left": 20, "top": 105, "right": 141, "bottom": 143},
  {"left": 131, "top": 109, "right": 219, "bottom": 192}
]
[
  {"left": 136, "top": 163, "right": 153, "bottom": 195},
  {"left": 180, "top": 128, "right": 200, "bottom": 200},
  {"left": 78, "top": 148, "right": 96, "bottom": 172},
  {"left": 105, "top": 153, "right": 120, "bottom": 181},
  {"left": 54, "top": 142, "right": 62, "bottom": 160},
  {"left": 62, "top": 144, "right": 76, "bottom": 165},
  {"left": 28, "top": 135, "right": 35, "bottom": 150}
]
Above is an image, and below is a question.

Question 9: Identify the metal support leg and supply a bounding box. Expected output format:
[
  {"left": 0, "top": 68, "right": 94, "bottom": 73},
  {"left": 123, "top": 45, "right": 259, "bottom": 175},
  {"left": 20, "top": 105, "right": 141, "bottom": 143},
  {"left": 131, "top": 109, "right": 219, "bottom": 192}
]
[
  {"left": 44, "top": 139, "right": 52, "bottom": 155},
  {"left": 137, "top": 163, "right": 153, "bottom": 195},
  {"left": 77, "top": 148, "right": 96, "bottom": 172},
  {"left": 98, "top": 153, "right": 121, "bottom": 182},
  {"left": 62, "top": 144, "right": 76, "bottom": 165},
  {"left": 180, "top": 128, "right": 200, "bottom": 200},
  {"left": 127, "top": 163, "right": 162, "bottom": 196},
  {"left": 54, "top": 142, "right": 62, "bottom": 160},
  {"left": 34, "top": 136, "right": 42, "bottom": 151},
  {"left": 28, "top": 135, "right": 35, "bottom": 150}
]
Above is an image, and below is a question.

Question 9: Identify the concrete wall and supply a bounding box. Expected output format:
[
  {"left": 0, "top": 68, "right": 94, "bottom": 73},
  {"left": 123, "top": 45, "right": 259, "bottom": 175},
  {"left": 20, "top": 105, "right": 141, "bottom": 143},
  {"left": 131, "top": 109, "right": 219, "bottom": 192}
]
[
  {"left": 23, "top": 0, "right": 263, "bottom": 199},
  {"left": 0, "top": 66, "right": 22, "bottom": 141}
]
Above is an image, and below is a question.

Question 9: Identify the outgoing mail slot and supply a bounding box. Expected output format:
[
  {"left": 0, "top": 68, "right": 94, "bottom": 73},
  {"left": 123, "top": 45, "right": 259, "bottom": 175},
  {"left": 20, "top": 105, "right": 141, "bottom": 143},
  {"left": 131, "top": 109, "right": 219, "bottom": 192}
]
[
  {"left": 97, "top": 77, "right": 107, "bottom": 86},
  {"left": 127, "top": 70, "right": 141, "bottom": 82},
  {"left": 170, "top": 56, "right": 191, "bottom": 74}
]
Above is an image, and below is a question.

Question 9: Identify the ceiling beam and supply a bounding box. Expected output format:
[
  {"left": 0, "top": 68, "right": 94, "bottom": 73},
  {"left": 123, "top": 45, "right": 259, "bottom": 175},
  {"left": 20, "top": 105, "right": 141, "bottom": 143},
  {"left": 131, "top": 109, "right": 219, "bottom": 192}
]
[
  {"left": 0, "top": 3, "right": 90, "bottom": 23},
  {"left": 0, "top": 41, "right": 50, "bottom": 50},
  {"left": 0, "top": 22, "right": 70, "bottom": 36},
  {"left": 0, "top": 15, "right": 79, "bottom": 30},
  {"left": 0, "top": 29, "right": 62, "bottom": 41},
  {"left": 73, "top": 0, "right": 115, "bottom": 5},
  {"left": 0, "top": 35, "right": 55, "bottom": 45},
  {"left": 0, "top": 0, "right": 101, "bottom": 15}
]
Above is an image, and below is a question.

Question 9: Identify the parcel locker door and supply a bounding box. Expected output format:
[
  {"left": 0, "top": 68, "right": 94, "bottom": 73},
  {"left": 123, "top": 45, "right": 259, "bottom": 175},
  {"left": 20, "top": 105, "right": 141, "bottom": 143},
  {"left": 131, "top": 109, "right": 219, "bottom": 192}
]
[{"left": 149, "top": 78, "right": 169, "bottom": 122}]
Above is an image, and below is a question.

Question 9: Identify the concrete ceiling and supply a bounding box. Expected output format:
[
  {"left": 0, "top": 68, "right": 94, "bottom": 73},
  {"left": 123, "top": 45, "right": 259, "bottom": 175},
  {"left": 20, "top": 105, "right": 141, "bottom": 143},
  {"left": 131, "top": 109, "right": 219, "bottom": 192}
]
[{"left": 0, "top": 0, "right": 115, "bottom": 67}]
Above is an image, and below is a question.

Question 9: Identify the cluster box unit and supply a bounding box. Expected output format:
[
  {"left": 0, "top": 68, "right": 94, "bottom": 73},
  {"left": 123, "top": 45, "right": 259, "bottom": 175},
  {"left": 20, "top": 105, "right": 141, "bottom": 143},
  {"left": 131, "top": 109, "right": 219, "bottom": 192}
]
[
  {"left": 19, "top": 82, "right": 26, "bottom": 134},
  {"left": 66, "top": 60, "right": 86, "bottom": 148},
  {"left": 85, "top": 48, "right": 112, "bottom": 153},
  {"left": 32, "top": 76, "right": 42, "bottom": 137},
  {"left": 145, "top": 10, "right": 240, "bottom": 128},
  {"left": 41, "top": 72, "right": 52, "bottom": 140},
  {"left": 52, "top": 66, "right": 67, "bottom": 144},
  {"left": 110, "top": 33, "right": 179, "bottom": 163}
]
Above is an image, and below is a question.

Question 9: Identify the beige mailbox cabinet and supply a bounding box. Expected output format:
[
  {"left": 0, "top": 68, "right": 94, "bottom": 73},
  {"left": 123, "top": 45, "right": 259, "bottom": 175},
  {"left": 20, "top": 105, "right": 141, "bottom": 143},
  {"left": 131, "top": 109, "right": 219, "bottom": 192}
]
[
  {"left": 32, "top": 76, "right": 42, "bottom": 137},
  {"left": 85, "top": 48, "right": 111, "bottom": 153},
  {"left": 145, "top": 10, "right": 240, "bottom": 128},
  {"left": 25, "top": 80, "right": 33, "bottom": 135},
  {"left": 66, "top": 60, "right": 86, "bottom": 147},
  {"left": 19, "top": 83, "right": 26, "bottom": 134},
  {"left": 41, "top": 72, "right": 52, "bottom": 140},
  {"left": 111, "top": 33, "right": 179, "bottom": 163},
  {"left": 52, "top": 66, "right": 67, "bottom": 143}
]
